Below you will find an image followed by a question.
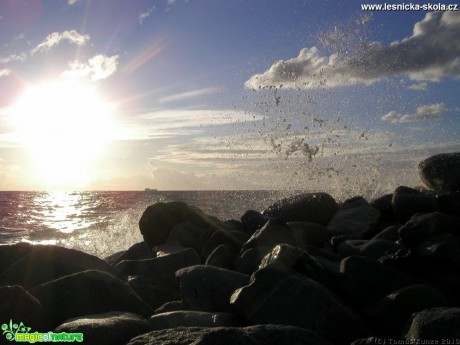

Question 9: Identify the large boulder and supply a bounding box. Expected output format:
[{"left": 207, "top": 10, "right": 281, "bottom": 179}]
[
  {"left": 288, "top": 221, "right": 332, "bottom": 248},
  {"left": 167, "top": 223, "right": 214, "bottom": 254},
  {"left": 263, "top": 193, "right": 338, "bottom": 225},
  {"left": 176, "top": 265, "right": 249, "bottom": 313},
  {"left": 0, "top": 285, "right": 42, "bottom": 326},
  {"left": 240, "top": 210, "right": 272, "bottom": 234},
  {"left": 148, "top": 311, "right": 240, "bottom": 330},
  {"left": 54, "top": 312, "right": 151, "bottom": 345},
  {"left": 105, "top": 242, "right": 153, "bottom": 266},
  {"left": 127, "top": 325, "right": 332, "bottom": 345},
  {"left": 0, "top": 243, "right": 34, "bottom": 272},
  {"left": 30, "top": 270, "right": 153, "bottom": 329},
  {"left": 391, "top": 186, "right": 438, "bottom": 223},
  {"left": 418, "top": 152, "right": 460, "bottom": 192},
  {"left": 230, "top": 266, "right": 370, "bottom": 345},
  {"left": 139, "top": 201, "right": 223, "bottom": 249},
  {"left": 0, "top": 245, "right": 119, "bottom": 288},
  {"left": 402, "top": 307, "right": 460, "bottom": 340},
  {"left": 337, "top": 239, "right": 400, "bottom": 260}
]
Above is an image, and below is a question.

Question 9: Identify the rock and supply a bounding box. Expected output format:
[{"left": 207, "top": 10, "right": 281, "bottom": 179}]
[
  {"left": 340, "top": 256, "right": 420, "bottom": 308},
  {"left": 371, "top": 225, "right": 400, "bottom": 242},
  {"left": 263, "top": 192, "right": 338, "bottom": 225},
  {"left": 259, "top": 244, "right": 338, "bottom": 291},
  {"left": 176, "top": 265, "right": 249, "bottom": 313},
  {"left": 54, "top": 312, "right": 151, "bottom": 345},
  {"left": 233, "top": 248, "right": 266, "bottom": 275},
  {"left": 139, "top": 201, "right": 223, "bottom": 249},
  {"left": 240, "top": 210, "right": 272, "bottom": 234},
  {"left": 337, "top": 239, "right": 400, "bottom": 260},
  {"left": 201, "top": 230, "right": 244, "bottom": 260},
  {"left": 430, "top": 274, "right": 460, "bottom": 307},
  {"left": 436, "top": 191, "right": 460, "bottom": 216},
  {"left": 327, "top": 197, "right": 380, "bottom": 238},
  {"left": 416, "top": 232, "right": 460, "bottom": 269},
  {"left": 398, "top": 212, "right": 460, "bottom": 247},
  {"left": 230, "top": 266, "right": 370, "bottom": 345},
  {"left": 392, "top": 186, "right": 438, "bottom": 223},
  {"left": 127, "top": 275, "right": 180, "bottom": 311},
  {"left": 149, "top": 311, "right": 241, "bottom": 330},
  {"left": 370, "top": 193, "right": 395, "bottom": 222},
  {"left": 402, "top": 307, "right": 460, "bottom": 340},
  {"left": 0, "top": 245, "right": 119, "bottom": 288},
  {"left": 222, "top": 219, "right": 246, "bottom": 233},
  {"left": 205, "top": 244, "right": 234, "bottom": 270},
  {"left": 127, "top": 325, "right": 332, "bottom": 345},
  {"left": 418, "top": 152, "right": 460, "bottom": 192},
  {"left": 0, "top": 285, "right": 42, "bottom": 326},
  {"left": 167, "top": 222, "right": 213, "bottom": 254},
  {"left": 0, "top": 242, "right": 34, "bottom": 272},
  {"left": 240, "top": 219, "right": 296, "bottom": 255},
  {"left": 288, "top": 221, "right": 332, "bottom": 248},
  {"left": 105, "top": 242, "right": 153, "bottom": 266},
  {"left": 362, "top": 284, "right": 447, "bottom": 337},
  {"left": 154, "top": 301, "right": 189, "bottom": 314},
  {"left": 30, "top": 270, "right": 153, "bottom": 329}
]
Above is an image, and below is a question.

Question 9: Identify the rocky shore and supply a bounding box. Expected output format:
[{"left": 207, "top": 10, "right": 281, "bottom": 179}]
[{"left": 1, "top": 152, "right": 460, "bottom": 344}]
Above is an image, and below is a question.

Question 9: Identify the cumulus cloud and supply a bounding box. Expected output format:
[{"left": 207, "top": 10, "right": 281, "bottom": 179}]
[
  {"left": 407, "top": 82, "right": 427, "bottom": 91},
  {"left": 381, "top": 103, "right": 446, "bottom": 123},
  {"left": 0, "top": 53, "right": 27, "bottom": 64},
  {"left": 246, "top": 11, "right": 460, "bottom": 89},
  {"left": 31, "top": 30, "right": 90, "bottom": 54},
  {"left": 0, "top": 69, "right": 11, "bottom": 78},
  {"left": 138, "top": 6, "right": 156, "bottom": 24},
  {"left": 62, "top": 54, "right": 119, "bottom": 81}
]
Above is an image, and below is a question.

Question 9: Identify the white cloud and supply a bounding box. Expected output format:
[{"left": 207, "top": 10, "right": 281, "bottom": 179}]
[
  {"left": 159, "top": 87, "right": 219, "bottom": 103},
  {"left": 0, "top": 69, "right": 11, "bottom": 78},
  {"left": 31, "top": 30, "right": 90, "bottom": 54},
  {"left": 407, "top": 82, "right": 427, "bottom": 91},
  {"left": 167, "top": 0, "right": 177, "bottom": 4},
  {"left": 246, "top": 11, "right": 460, "bottom": 89},
  {"left": 62, "top": 54, "right": 119, "bottom": 81},
  {"left": 138, "top": 6, "right": 156, "bottom": 24},
  {"left": 381, "top": 103, "right": 446, "bottom": 123},
  {"left": 68, "top": 0, "right": 80, "bottom": 5},
  {"left": 0, "top": 53, "right": 27, "bottom": 64}
]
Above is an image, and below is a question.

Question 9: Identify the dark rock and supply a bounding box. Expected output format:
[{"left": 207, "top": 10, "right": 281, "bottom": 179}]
[
  {"left": 105, "top": 242, "right": 153, "bottom": 266},
  {"left": 416, "top": 232, "right": 460, "bottom": 269},
  {"left": 329, "top": 235, "right": 357, "bottom": 251},
  {"left": 30, "top": 270, "right": 153, "bottom": 329},
  {"left": 233, "top": 248, "right": 266, "bottom": 275},
  {"left": 176, "top": 265, "right": 249, "bottom": 313},
  {"left": 259, "top": 244, "right": 338, "bottom": 291},
  {"left": 327, "top": 197, "right": 380, "bottom": 238},
  {"left": 392, "top": 186, "right": 438, "bottom": 224},
  {"left": 205, "top": 244, "right": 234, "bottom": 270},
  {"left": 362, "top": 284, "right": 447, "bottom": 337},
  {"left": 340, "top": 256, "right": 420, "bottom": 308},
  {"left": 263, "top": 192, "right": 338, "bottom": 225},
  {"left": 167, "top": 223, "right": 213, "bottom": 254},
  {"left": 128, "top": 275, "right": 180, "bottom": 311},
  {"left": 418, "top": 152, "right": 460, "bottom": 192},
  {"left": 402, "top": 307, "right": 460, "bottom": 340},
  {"left": 0, "top": 285, "right": 42, "bottom": 326},
  {"left": 430, "top": 274, "right": 460, "bottom": 307},
  {"left": 149, "top": 311, "right": 241, "bottom": 330},
  {"left": 54, "top": 312, "right": 151, "bottom": 345},
  {"left": 370, "top": 193, "right": 395, "bottom": 221},
  {"left": 288, "top": 221, "right": 332, "bottom": 248},
  {"left": 371, "top": 225, "right": 400, "bottom": 242},
  {"left": 201, "top": 230, "right": 244, "bottom": 260},
  {"left": 154, "top": 301, "right": 189, "bottom": 314},
  {"left": 436, "top": 191, "right": 460, "bottom": 216},
  {"left": 240, "top": 210, "right": 272, "bottom": 235},
  {"left": 223, "top": 219, "right": 246, "bottom": 232},
  {"left": 139, "top": 201, "right": 223, "bottom": 249},
  {"left": 0, "top": 242, "right": 34, "bottom": 272},
  {"left": 0, "top": 245, "right": 119, "bottom": 288},
  {"left": 337, "top": 239, "right": 400, "bottom": 260},
  {"left": 398, "top": 212, "right": 460, "bottom": 247},
  {"left": 127, "top": 325, "right": 332, "bottom": 345},
  {"left": 230, "top": 266, "right": 370, "bottom": 345},
  {"left": 240, "top": 219, "right": 296, "bottom": 254}
]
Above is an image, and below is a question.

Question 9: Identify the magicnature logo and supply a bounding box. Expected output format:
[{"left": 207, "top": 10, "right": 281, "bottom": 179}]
[{"left": 1, "top": 320, "right": 83, "bottom": 343}]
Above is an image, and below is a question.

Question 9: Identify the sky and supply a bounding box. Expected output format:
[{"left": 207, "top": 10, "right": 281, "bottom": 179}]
[{"left": 0, "top": 0, "right": 459, "bottom": 193}]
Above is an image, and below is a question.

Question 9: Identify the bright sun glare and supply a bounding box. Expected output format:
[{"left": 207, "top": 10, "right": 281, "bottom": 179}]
[{"left": 10, "top": 79, "right": 115, "bottom": 188}]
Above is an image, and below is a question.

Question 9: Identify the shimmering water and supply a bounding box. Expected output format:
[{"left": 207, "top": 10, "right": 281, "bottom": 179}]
[{"left": 0, "top": 190, "right": 289, "bottom": 258}]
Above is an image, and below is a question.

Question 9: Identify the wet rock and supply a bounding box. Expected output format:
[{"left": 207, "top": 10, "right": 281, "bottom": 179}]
[
  {"left": 139, "top": 201, "right": 223, "bottom": 249},
  {"left": 371, "top": 225, "right": 400, "bottom": 242},
  {"left": 240, "top": 210, "right": 272, "bottom": 234},
  {"left": 55, "top": 312, "right": 151, "bottom": 345},
  {"left": 176, "top": 265, "right": 249, "bottom": 313},
  {"left": 418, "top": 152, "right": 460, "bottom": 192},
  {"left": 436, "top": 191, "right": 460, "bottom": 216},
  {"left": 0, "top": 245, "right": 119, "bottom": 288},
  {"left": 128, "top": 275, "right": 180, "bottom": 311},
  {"left": 263, "top": 192, "right": 338, "bottom": 225},
  {"left": 0, "top": 242, "right": 34, "bottom": 272},
  {"left": 205, "top": 244, "right": 234, "bottom": 270},
  {"left": 223, "top": 219, "right": 246, "bottom": 233},
  {"left": 416, "top": 232, "right": 460, "bottom": 269},
  {"left": 398, "top": 212, "right": 460, "bottom": 247},
  {"left": 167, "top": 222, "right": 213, "bottom": 254},
  {"left": 259, "top": 244, "right": 338, "bottom": 291},
  {"left": 340, "top": 256, "right": 420, "bottom": 308},
  {"left": 230, "top": 266, "right": 370, "bottom": 345},
  {"left": 362, "top": 284, "right": 447, "bottom": 337},
  {"left": 402, "top": 307, "right": 460, "bottom": 340},
  {"left": 233, "top": 248, "right": 267, "bottom": 275},
  {"left": 149, "top": 311, "right": 240, "bottom": 330},
  {"left": 288, "top": 221, "right": 332, "bottom": 248},
  {"left": 327, "top": 197, "right": 380, "bottom": 238},
  {"left": 240, "top": 219, "right": 296, "bottom": 254},
  {"left": 105, "top": 242, "right": 153, "bottom": 266},
  {"left": 201, "top": 230, "right": 244, "bottom": 260},
  {"left": 0, "top": 285, "right": 42, "bottom": 326},
  {"left": 370, "top": 193, "right": 394, "bottom": 221},
  {"left": 30, "top": 270, "right": 153, "bottom": 329},
  {"left": 430, "top": 274, "right": 460, "bottom": 307},
  {"left": 337, "top": 239, "right": 400, "bottom": 260},
  {"left": 392, "top": 186, "right": 438, "bottom": 223},
  {"left": 127, "top": 325, "right": 332, "bottom": 345},
  {"left": 154, "top": 301, "right": 189, "bottom": 314}
]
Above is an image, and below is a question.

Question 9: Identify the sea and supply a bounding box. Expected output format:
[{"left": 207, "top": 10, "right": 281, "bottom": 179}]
[{"left": 0, "top": 190, "right": 296, "bottom": 258}]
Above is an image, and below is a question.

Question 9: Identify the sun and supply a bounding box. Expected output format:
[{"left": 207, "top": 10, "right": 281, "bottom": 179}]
[{"left": 10, "top": 79, "right": 116, "bottom": 189}]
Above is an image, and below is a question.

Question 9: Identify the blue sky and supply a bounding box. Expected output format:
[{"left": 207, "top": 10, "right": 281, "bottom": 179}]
[{"left": 0, "top": 0, "right": 459, "bottom": 193}]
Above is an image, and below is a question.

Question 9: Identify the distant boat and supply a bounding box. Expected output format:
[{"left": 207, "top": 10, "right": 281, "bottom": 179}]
[{"left": 144, "top": 188, "right": 158, "bottom": 192}]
